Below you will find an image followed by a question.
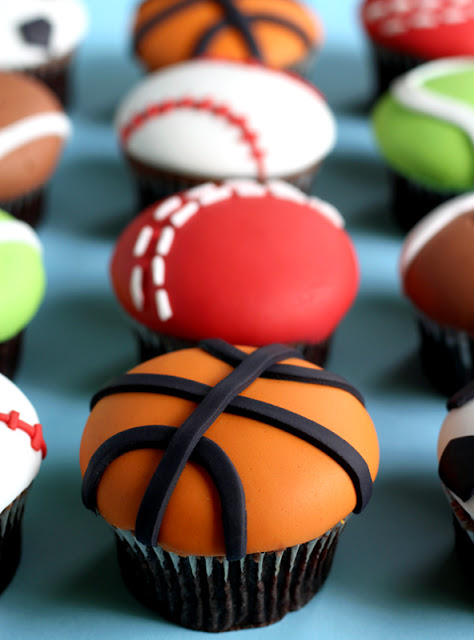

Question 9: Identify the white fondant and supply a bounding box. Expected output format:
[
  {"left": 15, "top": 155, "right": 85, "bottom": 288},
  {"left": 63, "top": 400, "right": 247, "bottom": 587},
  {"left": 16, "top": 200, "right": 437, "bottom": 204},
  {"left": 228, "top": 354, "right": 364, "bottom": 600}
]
[
  {"left": 130, "top": 266, "right": 144, "bottom": 311},
  {"left": 152, "top": 256, "right": 165, "bottom": 287},
  {"left": 224, "top": 179, "right": 267, "bottom": 198},
  {"left": 0, "top": 1, "right": 88, "bottom": 69},
  {"left": 170, "top": 202, "right": 199, "bottom": 228},
  {"left": 0, "top": 218, "right": 42, "bottom": 253},
  {"left": 133, "top": 225, "right": 153, "bottom": 257},
  {"left": 185, "top": 183, "right": 218, "bottom": 201},
  {"left": 156, "top": 289, "right": 172, "bottom": 322},
  {"left": 308, "top": 197, "right": 345, "bottom": 228},
  {"left": 156, "top": 226, "right": 175, "bottom": 256},
  {"left": 0, "top": 373, "right": 42, "bottom": 513},
  {"left": 116, "top": 59, "right": 336, "bottom": 180},
  {"left": 382, "top": 16, "right": 406, "bottom": 34},
  {"left": 267, "top": 180, "right": 308, "bottom": 204},
  {"left": 0, "top": 112, "right": 71, "bottom": 162},
  {"left": 197, "top": 185, "right": 233, "bottom": 207},
  {"left": 438, "top": 398, "right": 474, "bottom": 518},
  {"left": 400, "top": 191, "right": 474, "bottom": 273},
  {"left": 154, "top": 195, "right": 182, "bottom": 221}
]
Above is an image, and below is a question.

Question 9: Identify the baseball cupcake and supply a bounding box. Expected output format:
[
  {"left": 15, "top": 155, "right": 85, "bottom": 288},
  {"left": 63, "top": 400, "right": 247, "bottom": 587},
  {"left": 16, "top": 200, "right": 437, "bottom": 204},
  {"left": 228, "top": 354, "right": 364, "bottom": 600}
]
[
  {"left": 115, "top": 58, "right": 336, "bottom": 207},
  {"left": 132, "top": 0, "right": 323, "bottom": 79},
  {"left": 361, "top": 0, "right": 474, "bottom": 96},
  {"left": 0, "top": 1, "right": 89, "bottom": 106},
  {"left": 110, "top": 180, "right": 359, "bottom": 366},
  {"left": 0, "top": 72, "right": 71, "bottom": 227},
  {"left": 0, "top": 373, "right": 47, "bottom": 593},
  {"left": 373, "top": 57, "right": 474, "bottom": 230},
  {"left": 80, "top": 340, "right": 379, "bottom": 630}
]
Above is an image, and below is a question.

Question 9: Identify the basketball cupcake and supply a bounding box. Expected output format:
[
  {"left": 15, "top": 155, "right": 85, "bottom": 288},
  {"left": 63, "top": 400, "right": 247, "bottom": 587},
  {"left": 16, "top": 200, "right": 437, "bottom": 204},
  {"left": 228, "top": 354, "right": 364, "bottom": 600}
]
[
  {"left": 110, "top": 180, "right": 359, "bottom": 366},
  {"left": 372, "top": 57, "right": 474, "bottom": 230},
  {"left": 80, "top": 340, "right": 379, "bottom": 630},
  {"left": 0, "top": 373, "right": 47, "bottom": 593},
  {"left": 115, "top": 58, "right": 336, "bottom": 207},
  {"left": 361, "top": 0, "right": 474, "bottom": 96},
  {"left": 132, "top": 0, "right": 323, "bottom": 79}
]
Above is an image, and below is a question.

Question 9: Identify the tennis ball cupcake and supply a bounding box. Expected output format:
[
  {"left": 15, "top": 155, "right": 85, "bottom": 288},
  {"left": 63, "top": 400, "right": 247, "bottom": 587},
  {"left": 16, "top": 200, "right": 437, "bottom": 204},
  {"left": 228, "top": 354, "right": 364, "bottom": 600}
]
[
  {"left": 0, "top": 373, "right": 47, "bottom": 593},
  {"left": 361, "top": 0, "right": 474, "bottom": 96},
  {"left": 373, "top": 57, "right": 474, "bottom": 230},
  {"left": 0, "top": 210, "right": 46, "bottom": 378},
  {"left": 110, "top": 180, "right": 359, "bottom": 366},
  {"left": 80, "top": 340, "right": 379, "bottom": 631},
  {"left": 438, "top": 383, "right": 474, "bottom": 573},
  {"left": 132, "top": 0, "right": 323, "bottom": 79},
  {"left": 115, "top": 58, "right": 336, "bottom": 207},
  {"left": 0, "top": 1, "right": 89, "bottom": 106}
]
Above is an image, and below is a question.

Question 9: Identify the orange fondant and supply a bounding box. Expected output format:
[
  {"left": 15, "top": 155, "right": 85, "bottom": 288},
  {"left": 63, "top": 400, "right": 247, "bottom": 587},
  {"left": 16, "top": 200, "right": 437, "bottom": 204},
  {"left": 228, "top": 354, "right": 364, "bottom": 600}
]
[
  {"left": 133, "top": 0, "right": 322, "bottom": 71},
  {"left": 80, "top": 347, "right": 379, "bottom": 556}
]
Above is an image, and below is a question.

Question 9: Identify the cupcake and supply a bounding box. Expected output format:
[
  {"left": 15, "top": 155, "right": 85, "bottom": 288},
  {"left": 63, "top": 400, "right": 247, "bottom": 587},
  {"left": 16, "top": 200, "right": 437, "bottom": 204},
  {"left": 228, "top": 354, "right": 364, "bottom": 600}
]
[
  {"left": 373, "top": 57, "right": 474, "bottom": 231},
  {"left": 0, "top": 373, "right": 47, "bottom": 593},
  {"left": 438, "top": 383, "right": 474, "bottom": 572},
  {"left": 0, "top": 1, "right": 88, "bottom": 106},
  {"left": 361, "top": 0, "right": 474, "bottom": 96},
  {"left": 115, "top": 58, "right": 336, "bottom": 207},
  {"left": 400, "top": 192, "right": 474, "bottom": 395},
  {"left": 80, "top": 339, "right": 379, "bottom": 631},
  {"left": 0, "top": 209, "right": 46, "bottom": 378},
  {"left": 0, "top": 72, "right": 71, "bottom": 227},
  {"left": 110, "top": 180, "right": 359, "bottom": 366},
  {"left": 132, "top": 0, "right": 323, "bottom": 79}
]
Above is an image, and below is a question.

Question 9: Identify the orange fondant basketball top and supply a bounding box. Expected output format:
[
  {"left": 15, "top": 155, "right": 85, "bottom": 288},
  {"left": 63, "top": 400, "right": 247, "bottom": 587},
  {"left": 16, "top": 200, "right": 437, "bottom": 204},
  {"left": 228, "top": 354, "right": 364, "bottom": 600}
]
[
  {"left": 132, "top": 0, "right": 322, "bottom": 71},
  {"left": 80, "top": 340, "right": 379, "bottom": 559}
]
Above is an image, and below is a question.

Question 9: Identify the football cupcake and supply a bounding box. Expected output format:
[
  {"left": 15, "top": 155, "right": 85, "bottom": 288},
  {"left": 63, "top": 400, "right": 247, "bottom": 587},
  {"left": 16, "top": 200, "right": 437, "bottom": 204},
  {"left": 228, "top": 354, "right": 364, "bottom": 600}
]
[
  {"left": 80, "top": 340, "right": 379, "bottom": 630},
  {"left": 115, "top": 58, "right": 336, "bottom": 207},
  {"left": 0, "top": 1, "right": 89, "bottom": 105},
  {"left": 110, "top": 180, "right": 359, "bottom": 366},
  {"left": 361, "top": 0, "right": 474, "bottom": 96},
  {"left": 0, "top": 373, "right": 47, "bottom": 593},
  {"left": 373, "top": 57, "right": 474, "bottom": 230},
  {"left": 0, "top": 72, "right": 71, "bottom": 227},
  {"left": 132, "top": 0, "right": 323, "bottom": 79}
]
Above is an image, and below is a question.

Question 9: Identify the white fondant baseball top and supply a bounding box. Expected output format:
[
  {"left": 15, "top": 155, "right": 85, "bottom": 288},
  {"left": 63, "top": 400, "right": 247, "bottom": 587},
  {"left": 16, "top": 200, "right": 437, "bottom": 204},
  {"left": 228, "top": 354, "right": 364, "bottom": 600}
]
[
  {"left": 0, "top": 373, "right": 46, "bottom": 513},
  {"left": 0, "top": 1, "right": 88, "bottom": 69},
  {"left": 115, "top": 58, "right": 336, "bottom": 180}
]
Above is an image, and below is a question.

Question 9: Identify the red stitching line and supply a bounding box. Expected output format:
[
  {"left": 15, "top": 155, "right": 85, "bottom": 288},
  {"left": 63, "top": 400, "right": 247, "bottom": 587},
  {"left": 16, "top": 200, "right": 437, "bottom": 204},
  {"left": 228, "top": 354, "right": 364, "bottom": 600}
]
[
  {"left": 120, "top": 96, "right": 267, "bottom": 181},
  {"left": 1, "top": 410, "right": 47, "bottom": 459}
]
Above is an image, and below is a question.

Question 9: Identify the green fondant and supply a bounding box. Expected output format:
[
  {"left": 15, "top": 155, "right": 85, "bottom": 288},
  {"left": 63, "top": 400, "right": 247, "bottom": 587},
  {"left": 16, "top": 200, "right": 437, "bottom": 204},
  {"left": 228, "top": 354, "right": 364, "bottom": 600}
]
[
  {"left": 372, "top": 70, "right": 474, "bottom": 191},
  {"left": 0, "top": 210, "right": 45, "bottom": 342}
]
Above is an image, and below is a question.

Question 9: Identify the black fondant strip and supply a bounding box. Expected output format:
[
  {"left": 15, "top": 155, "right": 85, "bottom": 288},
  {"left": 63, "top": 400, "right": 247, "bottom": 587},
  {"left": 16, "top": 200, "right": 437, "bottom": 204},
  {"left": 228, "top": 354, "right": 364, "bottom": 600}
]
[
  {"left": 194, "top": 5, "right": 261, "bottom": 58},
  {"left": 439, "top": 436, "right": 474, "bottom": 503},
  {"left": 200, "top": 339, "right": 365, "bottom": 406},
  {"left": 135, "top": 344, "right": 296, "bottom": 547},
  {"left": 447, "top": 381, "right": 474, "bottom": 410},
  {"left": 82, "top": 425, "right": 247, "bottom": 561},
  {"left": 133, "top": 0, "right": 200, "bottom": 51}
]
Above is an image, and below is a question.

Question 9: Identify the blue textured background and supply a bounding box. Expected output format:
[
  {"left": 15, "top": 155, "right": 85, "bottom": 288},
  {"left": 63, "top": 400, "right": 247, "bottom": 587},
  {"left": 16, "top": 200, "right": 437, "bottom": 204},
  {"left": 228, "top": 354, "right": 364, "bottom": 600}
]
[{"left": 2, "top": 0, "right": 473, "bottom": 637}]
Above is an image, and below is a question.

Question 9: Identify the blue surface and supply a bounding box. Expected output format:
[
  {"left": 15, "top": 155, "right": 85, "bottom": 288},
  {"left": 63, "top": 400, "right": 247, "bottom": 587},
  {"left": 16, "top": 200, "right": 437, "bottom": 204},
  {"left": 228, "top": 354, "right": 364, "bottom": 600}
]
[{"left": 2, "top": 0, "right": 473, "bottom": 637}]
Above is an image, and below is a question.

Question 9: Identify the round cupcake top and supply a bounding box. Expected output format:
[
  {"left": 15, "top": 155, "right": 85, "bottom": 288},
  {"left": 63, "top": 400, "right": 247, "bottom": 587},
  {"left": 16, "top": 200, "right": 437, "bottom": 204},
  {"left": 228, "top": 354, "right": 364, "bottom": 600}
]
[
  {"left": 0, "top": 372, "right": 46, "bottom": 513},
  {"left": 373, "top": 57, "right": 474, "bottom": 191},
  {"left": 361, "top": 0, "right": 474, "bottom": 59},
  {"left": 0, "top": 72, "right": 71, "bottom": 201},
  {"left": 438, "top": 382, "right": 474, "bottom": 520},
  {"left": 115, "top": 58, "right": 336, "bottom": 181},
  {"left": 0, "top": 209, "right": 46, "bottom": 342},
  {"left": 0, "top": 1, "right": 88, "bottom": 70},
  {"left": 400, "top": 192, "right": 474, "bottom": 332},
  {"left": 80, "top": 340, "right": 379, "bottom": 558},
  {"left": 110, "top": 180, "right": 358, "bottom": 345},
  {"left": 132, "top": 0, "right": 322, "bottom": 72}
]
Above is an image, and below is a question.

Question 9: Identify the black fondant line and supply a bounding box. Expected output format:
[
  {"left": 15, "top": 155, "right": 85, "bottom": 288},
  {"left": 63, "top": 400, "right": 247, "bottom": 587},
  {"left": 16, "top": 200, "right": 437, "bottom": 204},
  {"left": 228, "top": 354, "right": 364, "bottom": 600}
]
[
  {"left": 82, "top": 425, "right": 247, "bottom": 561},
  {"left": 194, "top": 3, "right": 261, "bottom": 58},
  {"left": 447, "top": 381, "right": 474, "bottom": 410},
  {"left": 135, "top": 343, "right": 296, "bottom": 546},
  {"left": 439, "top": 436, "right": 474, "bottom": 503},
  {"left": 133, "top": 0, "right": 200, "bottom": 51}
]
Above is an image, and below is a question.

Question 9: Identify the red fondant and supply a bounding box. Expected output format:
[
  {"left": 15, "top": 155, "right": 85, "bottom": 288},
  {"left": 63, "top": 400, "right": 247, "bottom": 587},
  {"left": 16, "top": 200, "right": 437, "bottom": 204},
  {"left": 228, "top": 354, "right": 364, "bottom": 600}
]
[
  {"left": 110, "top": 185, "right": 359, "bottom": 345},
  {"left": 1, "top": 410, "right": 47, "bottom": 458}
]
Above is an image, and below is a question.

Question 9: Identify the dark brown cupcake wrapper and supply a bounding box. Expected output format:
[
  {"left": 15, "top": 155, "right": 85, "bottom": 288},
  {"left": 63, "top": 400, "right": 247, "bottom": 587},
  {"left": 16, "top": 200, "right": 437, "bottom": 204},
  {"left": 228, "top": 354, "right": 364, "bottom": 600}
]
[
  {"left": 0, "top": 187, "right": 46, "bottom": 228},
  {"left": 440, "top": 486, "right": 474, "bottom": 574},
  {"left": 0, "top": 490, "right": 28, "bottom": 594},
  {"left": 114, "top": 521, "right": 345, "bottom": 632},
  {"left": 0, "top": 331, "right": 24, "bottom": 380},
  {"left": 369, "top": 42, "right": 426, "bottom": 99},
  {"left": 21, "top": 52, "right": 74, "bottom": 108}
]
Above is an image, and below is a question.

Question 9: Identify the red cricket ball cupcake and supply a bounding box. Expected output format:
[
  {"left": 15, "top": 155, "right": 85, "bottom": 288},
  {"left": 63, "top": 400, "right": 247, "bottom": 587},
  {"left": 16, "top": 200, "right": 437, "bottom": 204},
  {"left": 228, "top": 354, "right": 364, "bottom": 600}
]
[{"left": 110, "top": 180, "right": 359, "bottom": 365}]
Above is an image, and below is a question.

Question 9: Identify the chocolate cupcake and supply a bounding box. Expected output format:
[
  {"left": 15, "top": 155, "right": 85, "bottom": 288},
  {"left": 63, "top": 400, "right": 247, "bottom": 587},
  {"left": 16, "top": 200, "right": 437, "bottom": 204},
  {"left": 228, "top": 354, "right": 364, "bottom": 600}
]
[
  {"left": 132, "top": 0, "right": 323, "bottom": 79},
  {"left": 361, "top": 0, "right": 474, "bottom": 97},
  {"left": 0, "top": 1, "right": 88, "bottom": 106},
  {"left": 80, "top": 340, "right": 379, "bottom": 631},
  {"left": 110, "top": 180, "right": 359, "bottom": 366},
  {"left": 115, "top": 58, "right": 336, "bottom": 207},
  {"left": 0, "top": 373, "right": 47, "bottom": 593},
  {"left": 0, "top": 72, "right": 71, "bottom": 227},
  {"left": 373, "top": 58, "right": 474, "bottom": 230}
]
